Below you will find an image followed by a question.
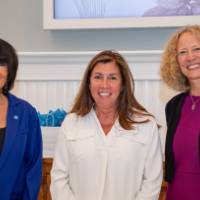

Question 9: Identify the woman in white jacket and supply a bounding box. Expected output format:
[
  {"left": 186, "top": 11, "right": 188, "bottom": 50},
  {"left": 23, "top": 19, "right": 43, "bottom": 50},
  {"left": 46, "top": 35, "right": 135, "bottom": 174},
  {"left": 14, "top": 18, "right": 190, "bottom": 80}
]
[{"left": 50, "top": 50, "right": 163, "bottom": 200}]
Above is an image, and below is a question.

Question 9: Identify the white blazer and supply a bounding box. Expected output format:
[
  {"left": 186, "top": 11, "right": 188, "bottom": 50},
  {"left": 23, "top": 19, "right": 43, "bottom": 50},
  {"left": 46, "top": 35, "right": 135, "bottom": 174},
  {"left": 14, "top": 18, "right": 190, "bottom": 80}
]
[{"left": 50, "top": 109, "right": 163, "bottom": 200}]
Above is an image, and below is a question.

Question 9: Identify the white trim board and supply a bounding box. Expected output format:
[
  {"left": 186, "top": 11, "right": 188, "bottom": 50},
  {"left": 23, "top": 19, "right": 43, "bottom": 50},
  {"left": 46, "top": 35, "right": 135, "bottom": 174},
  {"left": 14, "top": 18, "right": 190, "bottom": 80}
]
[{"left": 17, "top": 50, "right": 162, "bottom": 81}]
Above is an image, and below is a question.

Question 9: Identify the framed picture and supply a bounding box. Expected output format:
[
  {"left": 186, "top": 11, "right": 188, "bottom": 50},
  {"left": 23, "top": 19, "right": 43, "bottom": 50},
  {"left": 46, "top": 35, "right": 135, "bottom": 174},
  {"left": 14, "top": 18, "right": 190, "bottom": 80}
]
[{"left": 43, "top": 0, "right": 200, "bottom": 29}]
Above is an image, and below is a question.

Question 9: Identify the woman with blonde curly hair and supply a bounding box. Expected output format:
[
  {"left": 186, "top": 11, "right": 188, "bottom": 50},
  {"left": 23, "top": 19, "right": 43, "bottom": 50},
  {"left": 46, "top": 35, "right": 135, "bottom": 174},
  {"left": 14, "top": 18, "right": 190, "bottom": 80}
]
[{"left": 160, "top": 25, "right": 200, "bottom": 200}]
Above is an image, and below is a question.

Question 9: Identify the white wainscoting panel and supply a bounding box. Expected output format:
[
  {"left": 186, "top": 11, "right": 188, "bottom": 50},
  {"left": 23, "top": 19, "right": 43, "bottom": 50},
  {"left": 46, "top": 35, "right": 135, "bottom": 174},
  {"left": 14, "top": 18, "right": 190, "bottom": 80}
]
[{"left": 11, "top": 51, "right": 178, "bottom": 157}]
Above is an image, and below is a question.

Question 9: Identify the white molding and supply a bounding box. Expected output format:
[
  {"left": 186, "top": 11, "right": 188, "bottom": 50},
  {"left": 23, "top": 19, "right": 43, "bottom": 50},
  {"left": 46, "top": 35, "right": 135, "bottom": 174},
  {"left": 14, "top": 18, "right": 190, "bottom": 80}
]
[
  {"left": 15, "top": 51, "right": 168, "bottom": 157},
  {"left": 17, "top": 50, "right": 162, "bottom": 81}
]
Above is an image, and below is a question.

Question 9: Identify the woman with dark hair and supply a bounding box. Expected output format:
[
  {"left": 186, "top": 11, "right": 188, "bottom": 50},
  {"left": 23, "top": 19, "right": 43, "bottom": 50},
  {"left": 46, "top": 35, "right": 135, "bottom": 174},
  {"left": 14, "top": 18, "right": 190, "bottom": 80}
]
[
  {"left": 0, "top": 38, "right": 42, "bottom": 200},
  {"left": 160, "top": 25, "right": 200, "bottom": 200},
  {"left": 51, "top": 50, "right": 163, "bottom": 200}
]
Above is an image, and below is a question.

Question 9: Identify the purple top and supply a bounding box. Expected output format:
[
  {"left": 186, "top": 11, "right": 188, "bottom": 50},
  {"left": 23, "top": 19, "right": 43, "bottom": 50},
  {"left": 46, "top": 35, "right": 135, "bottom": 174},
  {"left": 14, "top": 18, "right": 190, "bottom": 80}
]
[{"left": 166, "top": 95, "right": 200, "bottom": 200}]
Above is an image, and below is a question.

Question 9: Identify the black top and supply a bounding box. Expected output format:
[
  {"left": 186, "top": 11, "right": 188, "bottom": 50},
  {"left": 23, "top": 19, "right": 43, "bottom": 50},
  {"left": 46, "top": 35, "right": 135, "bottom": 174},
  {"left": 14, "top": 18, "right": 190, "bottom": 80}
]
[
  {"left": 165, "top": 92, "right": 187, "bottom": 182},
  {"left": 0, "top": 127, "right": 6, "bottom": 153}
]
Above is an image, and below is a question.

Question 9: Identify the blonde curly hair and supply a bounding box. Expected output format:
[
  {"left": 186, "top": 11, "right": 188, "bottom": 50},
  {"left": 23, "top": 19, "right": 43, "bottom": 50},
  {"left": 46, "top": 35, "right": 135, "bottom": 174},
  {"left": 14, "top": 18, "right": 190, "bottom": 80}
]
[{"left": 160, "top": 25, "right": 200, "bottom": 91}]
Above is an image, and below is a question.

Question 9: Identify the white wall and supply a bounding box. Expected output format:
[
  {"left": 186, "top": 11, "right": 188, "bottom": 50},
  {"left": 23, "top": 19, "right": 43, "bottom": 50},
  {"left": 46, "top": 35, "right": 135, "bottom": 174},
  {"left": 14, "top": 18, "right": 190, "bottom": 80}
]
[
  {"left": 0, "top": 1, "right": 183, "bottom": 157},
  {"left": 12, "top": 51, "right": 178, "bottom": 157}
]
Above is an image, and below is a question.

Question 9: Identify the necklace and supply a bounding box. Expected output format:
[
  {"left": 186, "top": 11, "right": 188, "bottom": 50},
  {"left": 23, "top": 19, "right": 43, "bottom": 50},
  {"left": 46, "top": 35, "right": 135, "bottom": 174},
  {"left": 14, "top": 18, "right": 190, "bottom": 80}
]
[{"left": 190, "top": 95, "right": 200, "bottom": 111}]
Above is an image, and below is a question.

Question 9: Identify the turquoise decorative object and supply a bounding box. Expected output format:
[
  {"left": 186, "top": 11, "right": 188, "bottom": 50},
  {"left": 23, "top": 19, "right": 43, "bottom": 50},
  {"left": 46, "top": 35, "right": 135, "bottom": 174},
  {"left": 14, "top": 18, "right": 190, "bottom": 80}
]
[{"left": 37, "top": 108, "right": 67, "bottom": 127}]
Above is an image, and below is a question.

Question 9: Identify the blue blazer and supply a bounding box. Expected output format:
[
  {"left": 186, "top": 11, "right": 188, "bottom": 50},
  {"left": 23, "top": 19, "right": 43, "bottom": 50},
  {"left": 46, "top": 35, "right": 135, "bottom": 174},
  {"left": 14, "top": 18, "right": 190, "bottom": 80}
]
[{"left": 0, "top": 93, "right": 42, "bottom": 200}]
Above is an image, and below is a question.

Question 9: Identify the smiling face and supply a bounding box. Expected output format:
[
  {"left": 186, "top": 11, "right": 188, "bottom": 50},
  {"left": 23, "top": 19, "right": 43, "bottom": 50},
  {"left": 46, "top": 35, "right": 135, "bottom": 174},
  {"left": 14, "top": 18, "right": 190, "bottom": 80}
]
[
  {"left": 89, "top": 61, "right": 122, "bottom": 112},
  {"left": 0, "top": 65, "right": 8, "bottom": 92},
  {"left": 177, "top": 31, "right": 200, "bottom": 84}
]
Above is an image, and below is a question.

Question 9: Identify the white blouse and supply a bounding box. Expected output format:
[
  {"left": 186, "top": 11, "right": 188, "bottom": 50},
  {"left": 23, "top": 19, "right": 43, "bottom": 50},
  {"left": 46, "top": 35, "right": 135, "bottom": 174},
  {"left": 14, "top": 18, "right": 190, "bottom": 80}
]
[{"left": 50, "top": 109, "right": 163, "bottom": 200}]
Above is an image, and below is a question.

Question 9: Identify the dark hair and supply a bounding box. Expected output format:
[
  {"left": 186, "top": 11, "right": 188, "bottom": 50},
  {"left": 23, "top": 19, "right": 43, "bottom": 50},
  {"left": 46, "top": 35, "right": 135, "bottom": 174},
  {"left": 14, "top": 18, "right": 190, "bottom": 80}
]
[
  {"left": 70, "top": 50, "right": 151, "bottom": 130},
  {"left": 0, "top": 38, "right": 18, "bottom": 94}
]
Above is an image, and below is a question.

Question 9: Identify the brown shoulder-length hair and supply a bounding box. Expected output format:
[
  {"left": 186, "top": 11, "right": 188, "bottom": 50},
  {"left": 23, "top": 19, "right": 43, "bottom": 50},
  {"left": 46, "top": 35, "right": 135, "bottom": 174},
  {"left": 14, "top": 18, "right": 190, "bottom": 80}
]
[
  {"left": 160, "top": 25, "right": 200, "bottom": 91},
  {"left": 70, "top": 50, "right": 151, "bottom": 130}
]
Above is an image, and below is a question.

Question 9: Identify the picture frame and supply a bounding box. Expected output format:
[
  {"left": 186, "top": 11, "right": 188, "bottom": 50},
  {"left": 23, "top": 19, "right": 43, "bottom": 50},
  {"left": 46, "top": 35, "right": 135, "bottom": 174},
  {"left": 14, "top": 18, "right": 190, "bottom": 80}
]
[{"left": 43, "top": 0, "right": 200, "bottom": 30}]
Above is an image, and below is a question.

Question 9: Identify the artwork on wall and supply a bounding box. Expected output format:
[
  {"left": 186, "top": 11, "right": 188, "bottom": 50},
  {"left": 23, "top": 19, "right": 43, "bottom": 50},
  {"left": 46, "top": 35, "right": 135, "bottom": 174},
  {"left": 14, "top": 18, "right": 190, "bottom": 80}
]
[
  {"left": 43, "top": 0, "right": 200, "bottom": 29},
  {"left": 55, "top": 0, "right": 200, "bottom": 18}
]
